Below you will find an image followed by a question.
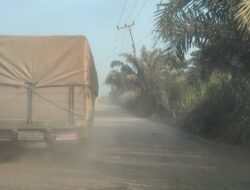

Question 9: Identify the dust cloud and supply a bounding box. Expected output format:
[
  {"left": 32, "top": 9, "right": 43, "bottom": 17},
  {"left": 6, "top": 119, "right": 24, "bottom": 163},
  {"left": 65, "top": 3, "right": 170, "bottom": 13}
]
[{"left": 0, "top": 102, "right": 249, "bottom": 190}]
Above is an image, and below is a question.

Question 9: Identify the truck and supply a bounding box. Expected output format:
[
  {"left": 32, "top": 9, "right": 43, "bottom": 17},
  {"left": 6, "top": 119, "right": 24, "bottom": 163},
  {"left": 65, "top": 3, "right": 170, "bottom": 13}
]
[{"left": 0, "top": 35, "right": 98, "bottom": 144}]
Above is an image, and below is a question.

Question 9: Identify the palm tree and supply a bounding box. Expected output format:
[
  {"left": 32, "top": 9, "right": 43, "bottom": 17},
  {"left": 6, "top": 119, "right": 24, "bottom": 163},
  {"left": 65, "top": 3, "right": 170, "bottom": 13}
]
[
  {"left": 106, "top": 46, "right": 186, "bottom": 117},
  {"left": 155, "top": 0, "right": 250, "bottom": 72},
  {"left": 106, "top": 46, "right": 166, "bottom": 95},
  {"left": 236, "top": 0, "right": 250, "bottom": 33},
  {"left": 155, "top": 0, "right": 240, "bottom": 56}
]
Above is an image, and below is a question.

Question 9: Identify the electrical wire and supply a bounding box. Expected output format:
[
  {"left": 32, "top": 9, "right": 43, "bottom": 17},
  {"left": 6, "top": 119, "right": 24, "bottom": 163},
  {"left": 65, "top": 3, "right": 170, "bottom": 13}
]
[
  {"left": 136, "top": 31, "right": 152, "bottom": 46},
  {"left": 96, "top": 52, "right": 121, "bottom": 63},
  {"left": 120, "top": 29, "right": 126, "bottom": 54},
  {"left": 134, "top": 0, "right": 148, "bottom": 20},
  {"left": 115, "top": 1, "right": 126, "bottom": 57},
  {"left": 117, "top": 0, "right": 128, "bottom": 25},
  {"left": 126, "top": 0, "right": 138, "bottom": 23}
]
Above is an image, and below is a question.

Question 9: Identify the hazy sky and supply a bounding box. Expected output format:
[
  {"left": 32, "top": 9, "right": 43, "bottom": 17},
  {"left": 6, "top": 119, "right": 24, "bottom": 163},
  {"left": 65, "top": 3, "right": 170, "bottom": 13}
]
[{"left": 0, "top": 0, "right": 157, "bottom": 95}]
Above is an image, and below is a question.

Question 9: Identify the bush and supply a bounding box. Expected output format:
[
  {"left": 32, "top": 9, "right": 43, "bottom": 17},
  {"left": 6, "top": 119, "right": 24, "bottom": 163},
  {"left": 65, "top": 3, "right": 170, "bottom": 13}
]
[
  {"left": 117, "top": 91, "right": 138, "bottom": 110},
  {"left": 183, "top": 72, "right": 250, "bottom": 145}
]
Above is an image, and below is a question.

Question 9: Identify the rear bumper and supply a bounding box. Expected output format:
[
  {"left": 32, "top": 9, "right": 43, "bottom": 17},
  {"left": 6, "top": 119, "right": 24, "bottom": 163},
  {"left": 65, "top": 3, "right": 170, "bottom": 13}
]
[{"left": 0, "top": 127, "right": 90, "bottom": 143}]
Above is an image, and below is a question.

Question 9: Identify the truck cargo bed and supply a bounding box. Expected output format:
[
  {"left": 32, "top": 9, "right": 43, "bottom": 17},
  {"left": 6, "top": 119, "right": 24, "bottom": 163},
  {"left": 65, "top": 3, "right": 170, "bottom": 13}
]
[{"left": 0, "top": 36, "right": 98, "bottom": 143}]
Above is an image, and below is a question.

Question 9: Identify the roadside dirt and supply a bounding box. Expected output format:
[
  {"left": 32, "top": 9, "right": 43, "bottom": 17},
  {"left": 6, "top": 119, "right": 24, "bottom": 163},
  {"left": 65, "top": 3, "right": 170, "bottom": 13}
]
[{"left": 0, "top": 102, "right": 250, "bottom": 190}]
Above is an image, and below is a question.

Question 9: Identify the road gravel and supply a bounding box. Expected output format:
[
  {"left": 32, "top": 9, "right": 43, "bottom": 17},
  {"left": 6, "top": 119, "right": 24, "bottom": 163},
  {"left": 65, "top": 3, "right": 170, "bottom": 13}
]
[{"left": 0, "top": 103, "right": 249, "bottom": 190}]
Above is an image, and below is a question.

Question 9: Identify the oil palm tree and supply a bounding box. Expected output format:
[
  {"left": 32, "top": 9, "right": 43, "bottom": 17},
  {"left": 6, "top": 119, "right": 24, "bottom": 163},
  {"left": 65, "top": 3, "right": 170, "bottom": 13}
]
[
  {"left": 106, "top": 46, "right": 166, "bottom": 95},
  {"left": 106, "top": 46, "right": 187, "bottom": 117},
  {"left": 155, "top": 0, "right": 250, "bottom": 71},
  {"left": 236, "top": 0, "right": 250, "bottom": 33}
]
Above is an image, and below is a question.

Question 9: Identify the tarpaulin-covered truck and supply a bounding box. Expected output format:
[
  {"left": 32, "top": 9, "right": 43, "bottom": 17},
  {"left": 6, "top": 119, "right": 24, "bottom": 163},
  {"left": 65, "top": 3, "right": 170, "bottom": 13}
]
[{"left": 0, "top": 36, "right": 98, "bottom": 143}]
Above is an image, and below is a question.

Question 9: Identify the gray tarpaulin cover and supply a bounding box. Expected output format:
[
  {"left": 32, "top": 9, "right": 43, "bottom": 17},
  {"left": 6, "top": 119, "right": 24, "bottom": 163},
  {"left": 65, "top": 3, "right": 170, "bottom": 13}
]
[{"left": 0, "top": 36, "right": 98, "bottom": 95}]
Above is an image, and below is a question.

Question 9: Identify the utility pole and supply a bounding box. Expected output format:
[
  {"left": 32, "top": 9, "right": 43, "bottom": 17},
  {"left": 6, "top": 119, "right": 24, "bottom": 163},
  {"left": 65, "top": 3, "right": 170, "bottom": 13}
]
[
  {"left": 117, "top": 21, "right": 136, "bottom": 56},
  {"left": 157, "top": 0, "right": 167, "bottom": 11}
]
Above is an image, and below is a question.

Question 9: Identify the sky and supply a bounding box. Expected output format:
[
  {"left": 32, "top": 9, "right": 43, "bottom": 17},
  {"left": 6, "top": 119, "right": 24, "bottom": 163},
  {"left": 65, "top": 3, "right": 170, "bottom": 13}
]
[{"left": 0, "top": 0, "right": 158, "bottom": 96}]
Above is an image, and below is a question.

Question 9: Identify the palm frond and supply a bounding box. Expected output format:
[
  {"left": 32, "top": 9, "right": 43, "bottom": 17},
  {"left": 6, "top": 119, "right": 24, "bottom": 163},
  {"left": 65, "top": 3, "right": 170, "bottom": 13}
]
[
  {"left": 155, "top": 0, "right": 240, "bottom": 59},
  {"left": 236, "top": 0, "right": 250, "bottom": 33},
  {"left": 110, "top": 60, "right": 125, "bottom": 68}
]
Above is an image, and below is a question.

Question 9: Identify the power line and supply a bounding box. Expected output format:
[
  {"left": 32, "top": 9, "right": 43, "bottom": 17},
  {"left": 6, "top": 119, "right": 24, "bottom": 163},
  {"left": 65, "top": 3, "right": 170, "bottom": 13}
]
[
  {"left": 117, "top": 0, "right": 128, "bottom": 25},
  {"left": 157, "top": 0, "right": 166, "bottom": 11},
  {"left": 126, "top": 0, "right": 138, "bottom": 23},
  {"left": 114, "top": 0, "right": 128, "bottom": 54},
  {"left": 98, "top": 32, "right": 152, "bottom": 64},
  {"left": 114, "top": 0, "right": 131, "bottom": 61},
  {"left": 136, "top": 31, "right": 152, "bottom": 46},
  {"left": 120, "top": 29, "right": 126, "bottom": 54},
  {"left": 117, "top": 22, "right": 137, "bottom": 55},
  {"left": 96, "top": 52, "right": 121, "bottom": 63},
  {"left": 122, "top": 30, "right": 129, "bottom": 53},
  {"left": 134, "top": 0, "right": 148, "bottom": 20},
  {"left": 97, "top": 32, "right": 127, "bottom": 63}
]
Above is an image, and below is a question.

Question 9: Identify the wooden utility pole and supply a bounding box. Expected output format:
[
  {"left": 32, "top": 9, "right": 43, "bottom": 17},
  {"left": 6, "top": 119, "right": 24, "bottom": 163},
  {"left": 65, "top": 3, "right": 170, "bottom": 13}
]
[
  {"left": 157, "top": 0, "right": 166, "bottom": 10},
  {"left": 117, "top": 21, "right": 136, "bottom": 55}
]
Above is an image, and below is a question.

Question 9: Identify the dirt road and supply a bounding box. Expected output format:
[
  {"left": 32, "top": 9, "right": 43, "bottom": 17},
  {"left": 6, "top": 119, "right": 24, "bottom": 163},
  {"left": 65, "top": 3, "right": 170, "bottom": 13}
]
[{"left": 0, "top": 103, "right": 250, "bottom": 190}]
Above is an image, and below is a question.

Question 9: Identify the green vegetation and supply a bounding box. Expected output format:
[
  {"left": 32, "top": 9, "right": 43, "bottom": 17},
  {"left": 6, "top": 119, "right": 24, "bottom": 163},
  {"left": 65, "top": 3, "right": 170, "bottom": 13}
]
[
  {"left": 106, "top": 0, "right": 250, "bottom": 146},
  {"left": 236, "top": 0, "right": 250, "bottom": 32}
]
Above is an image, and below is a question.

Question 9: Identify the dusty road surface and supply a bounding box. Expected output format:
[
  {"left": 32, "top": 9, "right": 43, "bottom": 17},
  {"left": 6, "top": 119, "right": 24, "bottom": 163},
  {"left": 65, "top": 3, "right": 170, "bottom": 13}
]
[{"left": 0, "top": 103, "right": 250, "bottom": 190}]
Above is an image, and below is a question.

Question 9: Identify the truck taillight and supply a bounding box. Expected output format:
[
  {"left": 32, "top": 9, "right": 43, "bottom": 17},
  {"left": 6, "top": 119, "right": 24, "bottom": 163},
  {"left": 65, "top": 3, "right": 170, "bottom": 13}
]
[
  {"left": 55, "top": 131, "right": 78, "bottom": 141},
  {"left": 0, "top": 130, "right": 14, "bottom": 141}
]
